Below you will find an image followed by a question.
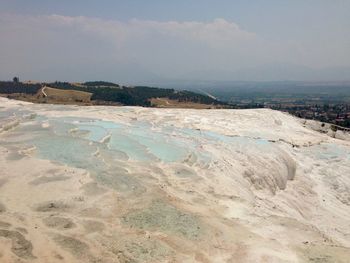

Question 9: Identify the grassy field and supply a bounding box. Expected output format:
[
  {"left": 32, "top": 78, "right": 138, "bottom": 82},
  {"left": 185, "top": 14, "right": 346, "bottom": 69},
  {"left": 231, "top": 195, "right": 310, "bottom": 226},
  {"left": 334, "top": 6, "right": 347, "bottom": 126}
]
[
  {"left": 1, "top": 87, "right": 93, "bottom": 105},
  {"left": 42, "top": 87, "right": 92, "bottom": 103}
]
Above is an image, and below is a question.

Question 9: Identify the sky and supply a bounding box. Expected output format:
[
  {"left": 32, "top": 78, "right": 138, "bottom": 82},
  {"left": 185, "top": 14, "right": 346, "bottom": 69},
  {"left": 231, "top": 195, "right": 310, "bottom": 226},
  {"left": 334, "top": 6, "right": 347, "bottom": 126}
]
[{"left": 0, "top": 0, "right": 349, "bottom": 83}]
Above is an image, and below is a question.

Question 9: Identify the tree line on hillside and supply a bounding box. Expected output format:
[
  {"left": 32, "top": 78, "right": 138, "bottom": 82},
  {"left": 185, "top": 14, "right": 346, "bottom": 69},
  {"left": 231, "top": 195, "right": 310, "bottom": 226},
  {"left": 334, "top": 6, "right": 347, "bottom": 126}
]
[
  {"left": 0, "top": 81, "right": 41, "bottom": 94},
  {"left": 83, "top": 81, "right": 120, "bottom": 87}
]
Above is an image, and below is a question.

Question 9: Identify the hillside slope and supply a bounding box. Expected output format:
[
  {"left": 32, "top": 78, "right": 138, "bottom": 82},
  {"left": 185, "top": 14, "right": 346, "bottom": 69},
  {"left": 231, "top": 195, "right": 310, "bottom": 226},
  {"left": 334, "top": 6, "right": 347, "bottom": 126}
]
[
  {"left": 0, "top": 97, "right": 349, "bottom": 262},
  {"left": 40, "top": 87, "right": 92, "bottom": 103},
  {"left": 0, "top": 81, "right": 226, "bottom": 108}
]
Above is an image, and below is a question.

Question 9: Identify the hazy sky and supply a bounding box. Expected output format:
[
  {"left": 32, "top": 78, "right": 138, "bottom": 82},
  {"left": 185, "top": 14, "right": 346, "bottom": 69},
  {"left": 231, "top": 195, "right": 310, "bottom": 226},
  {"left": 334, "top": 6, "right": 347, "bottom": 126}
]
[{"left": 0, "top": 0, "right": 349, "bottom": 83}]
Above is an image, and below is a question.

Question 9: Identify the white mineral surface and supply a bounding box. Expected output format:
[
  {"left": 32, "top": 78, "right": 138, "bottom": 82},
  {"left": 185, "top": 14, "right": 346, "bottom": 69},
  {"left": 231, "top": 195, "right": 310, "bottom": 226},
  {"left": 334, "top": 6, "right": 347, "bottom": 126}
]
[{"left": 0, "top": 97, "right": 349, "bottom": 262}]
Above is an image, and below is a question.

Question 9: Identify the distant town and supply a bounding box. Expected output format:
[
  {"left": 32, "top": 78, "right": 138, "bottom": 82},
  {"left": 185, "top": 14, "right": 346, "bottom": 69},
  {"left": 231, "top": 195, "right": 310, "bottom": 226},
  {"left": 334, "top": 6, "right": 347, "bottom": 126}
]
[
  {"left": 266, "top": 102, "right": 350, "bottom": 130},
  {"left": 231, "top": 96, "right": 350, "bottom": 129},
  {"left": 186, "top": 81, "right": 350, "bottom": 129}
]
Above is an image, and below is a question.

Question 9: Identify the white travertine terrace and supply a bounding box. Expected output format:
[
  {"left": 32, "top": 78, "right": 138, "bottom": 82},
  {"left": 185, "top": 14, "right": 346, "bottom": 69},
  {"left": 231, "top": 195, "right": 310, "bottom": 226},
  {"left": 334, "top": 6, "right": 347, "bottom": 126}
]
[{"left": 0, "top": 97, "right": 349, "bottom": 262}]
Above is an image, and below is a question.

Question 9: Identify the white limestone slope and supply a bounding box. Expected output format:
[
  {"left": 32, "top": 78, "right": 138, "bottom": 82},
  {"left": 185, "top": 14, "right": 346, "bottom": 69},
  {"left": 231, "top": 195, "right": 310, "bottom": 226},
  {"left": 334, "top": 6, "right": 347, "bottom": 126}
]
[{"left": 0, "top": 97, "right": 349, "bottom": 263}]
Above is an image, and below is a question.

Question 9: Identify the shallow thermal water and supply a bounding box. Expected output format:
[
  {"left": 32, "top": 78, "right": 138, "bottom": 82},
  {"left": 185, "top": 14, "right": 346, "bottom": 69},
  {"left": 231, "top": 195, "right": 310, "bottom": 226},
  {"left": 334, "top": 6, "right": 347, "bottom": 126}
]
[{"left": 0, "top": 109, "right": 273, "bottom": 171}]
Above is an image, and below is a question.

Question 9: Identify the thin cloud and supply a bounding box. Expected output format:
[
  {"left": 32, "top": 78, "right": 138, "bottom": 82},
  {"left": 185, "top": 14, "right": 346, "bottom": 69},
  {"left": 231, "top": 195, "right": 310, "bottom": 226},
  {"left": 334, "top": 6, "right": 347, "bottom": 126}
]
[{"left": 0, "top": 14, "right": 349, "bottom": 82}]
